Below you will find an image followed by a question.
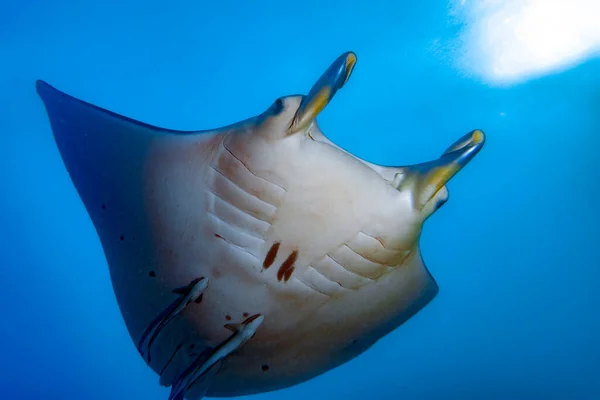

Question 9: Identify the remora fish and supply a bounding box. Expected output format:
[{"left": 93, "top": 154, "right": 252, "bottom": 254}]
[{"left": 138, "top": 277, "right": 209, "bottom": 363}]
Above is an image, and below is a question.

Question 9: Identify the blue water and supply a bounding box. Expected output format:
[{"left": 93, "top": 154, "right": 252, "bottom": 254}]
[{"left": 2, "top": 1, "right": 599, "bottom": 399}]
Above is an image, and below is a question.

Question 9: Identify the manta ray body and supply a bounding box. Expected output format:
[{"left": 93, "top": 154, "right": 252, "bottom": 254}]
[{"left": 36, "top": 52, "right": 485, "bottom": 399}]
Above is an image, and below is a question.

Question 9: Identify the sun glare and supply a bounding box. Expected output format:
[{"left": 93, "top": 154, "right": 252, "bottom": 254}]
[{"left": 451, "top": 0, "right": 600, "bottom": 85}]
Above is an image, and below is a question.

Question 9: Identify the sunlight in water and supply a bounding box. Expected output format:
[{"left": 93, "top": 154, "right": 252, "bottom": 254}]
[{"left": 451, "top": 0, "right": 600, "bottom": 85}]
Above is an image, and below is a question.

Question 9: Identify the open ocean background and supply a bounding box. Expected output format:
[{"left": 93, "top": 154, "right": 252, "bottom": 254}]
[{"left": 1, "top": 0, "right": 599, "bottom": 399}]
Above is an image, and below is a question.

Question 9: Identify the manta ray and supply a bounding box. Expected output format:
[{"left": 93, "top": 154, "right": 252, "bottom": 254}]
[{"left": 36, "top": 51, "right": 485, "bottom": 399}]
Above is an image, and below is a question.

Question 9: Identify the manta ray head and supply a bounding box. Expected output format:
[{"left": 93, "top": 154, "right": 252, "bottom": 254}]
[{"left": 221, "top": 51, "right": 485, "bottom": 256}]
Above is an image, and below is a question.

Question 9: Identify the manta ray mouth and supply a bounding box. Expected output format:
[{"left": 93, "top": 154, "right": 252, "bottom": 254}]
[{"left": 290, "top": 51, "right": 485, "bottom": 210}]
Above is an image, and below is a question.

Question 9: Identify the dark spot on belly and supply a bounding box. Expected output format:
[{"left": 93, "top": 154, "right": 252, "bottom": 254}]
[
  {"left": 149, "top": 271, "right": 156, "bottom": 278},
  {"left": 101, "top": 203, "right": 106, "bottom": 210},
  {"left": 243, "top": 312, "right": 249, "bottom": 318},
  {"left": 283, "top": 266, "right": 294, "bottom": 282},
  {"left": 261, "top": 364, "right": 270, "bottom": 372},
  {"left": 263, "top": 242, "right": 280, "bottom": 269},
  {"left": 225, "top": 315, "right": 231, "bottom": 321},
  {"left": 119, "top": 235, "right": 124, "bottom": 241},
  {"left": 277, "top": 250, "right": 298, "bottom": 282}
]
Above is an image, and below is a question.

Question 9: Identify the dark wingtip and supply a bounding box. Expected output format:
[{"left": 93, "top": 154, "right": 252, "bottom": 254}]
[
  {"left": 35, "top": 79, "right": 49, "bottom": 94},
  {"left": 35, "top": 79, "right": 62, "bottom": 103}
]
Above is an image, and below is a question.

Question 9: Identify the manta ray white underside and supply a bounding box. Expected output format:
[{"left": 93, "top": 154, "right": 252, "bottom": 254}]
[{"left": 36, "top": 51, "right": 485, "bottom": 400}]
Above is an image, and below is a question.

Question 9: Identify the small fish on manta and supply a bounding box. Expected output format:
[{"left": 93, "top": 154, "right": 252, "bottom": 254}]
[
  {"left": 36, "top": 51, "right": 486, "bottom": 399},
  {"left": 138, "top": 277, "right": 209, "bottom": 363}
]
